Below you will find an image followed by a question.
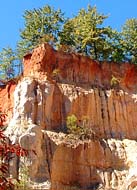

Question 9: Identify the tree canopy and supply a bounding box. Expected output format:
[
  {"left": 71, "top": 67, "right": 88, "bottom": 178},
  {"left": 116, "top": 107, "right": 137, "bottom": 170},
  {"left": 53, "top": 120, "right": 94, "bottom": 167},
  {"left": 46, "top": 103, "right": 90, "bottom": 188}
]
[
  {"left": 0, "top": 47, "right": 16, "bottom": 80},
  {"left": 18, "top": 5, "right": 65, "bottom": 54},
  {"left": 122, "top": 18, "right": 137, "bottom": 63},
  {"left": 0, "top": 5, "right": 137, "bottom": 80}
]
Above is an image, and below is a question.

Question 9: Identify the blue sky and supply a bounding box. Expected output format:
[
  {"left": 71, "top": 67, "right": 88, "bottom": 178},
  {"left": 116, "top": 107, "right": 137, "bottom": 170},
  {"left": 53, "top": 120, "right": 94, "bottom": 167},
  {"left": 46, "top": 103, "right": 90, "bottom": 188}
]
[{"left": 0, "top": 0, "right": 137, "bottom": 51}]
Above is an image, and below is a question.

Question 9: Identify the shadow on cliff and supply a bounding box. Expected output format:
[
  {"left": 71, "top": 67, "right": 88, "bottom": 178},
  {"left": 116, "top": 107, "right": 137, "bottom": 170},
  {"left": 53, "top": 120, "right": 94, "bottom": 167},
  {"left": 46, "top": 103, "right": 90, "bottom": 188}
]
[
  {"left": 60, "top": 86, "right": 137, "bottom": 141},
  {"left": 50, "top": 138, "right": 128, "bottom": 190}
]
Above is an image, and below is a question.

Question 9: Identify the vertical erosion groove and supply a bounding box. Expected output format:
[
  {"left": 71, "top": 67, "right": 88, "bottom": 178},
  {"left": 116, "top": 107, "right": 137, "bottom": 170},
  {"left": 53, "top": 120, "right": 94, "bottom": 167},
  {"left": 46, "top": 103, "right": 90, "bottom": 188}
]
[
  {"left": 33, "top": 81, "right": 38, "bottom": 124},
  {"left": 129, "top": 95, "right": 136, "bottom": 139},
  {"left": 104, "top": 90, "right": 111, "bottom": 137},
  {"left": 119, "top": 92, "right": 127, "bottom": 139},
  {"left": 97, "top": 89, "right": 106, "bottom": 138},
  {"left": 44, "top": 134, "right": 55, "bottom": 179},
  {"left": 45, "top": 138, "right": 51, "bottom": 178},
  {"left": 123, "top": 93, "right": 129, "bottom": 138},
  {"left": 40, "top": 83, "right": 46, "bottom": 129},
  {"left": 112, "top": 91, "right": 118, "bottom": 138}
]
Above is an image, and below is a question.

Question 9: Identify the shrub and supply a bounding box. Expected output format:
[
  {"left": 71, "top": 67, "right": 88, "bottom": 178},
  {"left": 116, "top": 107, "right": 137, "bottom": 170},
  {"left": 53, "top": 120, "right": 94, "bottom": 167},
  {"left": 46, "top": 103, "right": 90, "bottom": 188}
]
[
  {"left": 110, "top": 75, "right": 120, "bottom": 88},
  {"left": 52, "top": 68, "right": 60, "bottom": 78},
  {"left": 66, "top": 114, "right": 96, "bottom": 140},
  {"left": 66, "top": 114, "right": 78, "bottom": 134}
]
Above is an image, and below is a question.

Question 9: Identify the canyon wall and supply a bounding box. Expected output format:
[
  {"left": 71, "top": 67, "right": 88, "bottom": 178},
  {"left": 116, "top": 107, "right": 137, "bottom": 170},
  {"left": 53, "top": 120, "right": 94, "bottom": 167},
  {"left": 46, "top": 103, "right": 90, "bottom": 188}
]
[
  {"left": 0, "top": 81, "right": 16, "bottom": 123},
  {"left": 1, "top": 43, "right": 137, "bottom": 190}
]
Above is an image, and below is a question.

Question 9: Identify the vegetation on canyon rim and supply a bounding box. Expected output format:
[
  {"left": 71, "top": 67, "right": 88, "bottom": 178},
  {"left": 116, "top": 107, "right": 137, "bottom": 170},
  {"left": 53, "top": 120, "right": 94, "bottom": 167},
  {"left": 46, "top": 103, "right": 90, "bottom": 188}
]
[{"left": 0, "top": 5, "right": 137, "bottom": 80}]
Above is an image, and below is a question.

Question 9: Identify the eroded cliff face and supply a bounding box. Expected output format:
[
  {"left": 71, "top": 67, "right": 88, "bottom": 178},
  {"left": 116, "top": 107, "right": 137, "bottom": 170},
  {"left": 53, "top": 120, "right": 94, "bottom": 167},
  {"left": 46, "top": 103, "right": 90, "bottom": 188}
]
[
  {"left": 1, "top": 43, "right": 137, "bottom": 190},
  {"left": 50, "top": 135, "right": 137, "bottom": 190},
  {"left": 0, "top": 81, "right": 16, "bottom": 123},
  {"left": 23, "top": 43, "right": 137, "bottom": 92}
]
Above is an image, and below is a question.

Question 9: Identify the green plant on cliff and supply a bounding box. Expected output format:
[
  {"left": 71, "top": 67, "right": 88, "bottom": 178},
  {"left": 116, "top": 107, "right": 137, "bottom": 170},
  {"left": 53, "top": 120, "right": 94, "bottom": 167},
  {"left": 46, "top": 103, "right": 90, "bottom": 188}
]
[
  {"left": 66, "top": 114, "right": 78, "bottom": 134},
  {"left": 66, "top": 114, "right": 96, "bottom": 140},
  {"left": 52, "top": 68, "right": 60, "bottom": 79},
  {"left": 110, "top": 75, "right": 120, "bottom": 88}
]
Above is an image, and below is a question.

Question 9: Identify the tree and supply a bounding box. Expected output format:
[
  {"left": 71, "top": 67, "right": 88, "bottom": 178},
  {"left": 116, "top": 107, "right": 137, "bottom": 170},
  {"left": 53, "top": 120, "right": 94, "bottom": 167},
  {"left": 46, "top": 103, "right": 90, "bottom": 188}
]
[
  {"left": 59, "top": 5, "right": 116, "bottom": 60},
  {"left": 17, "top": 5, "right": 65, "bottom": 56},
  {"left": 0, "top": 47, "right": 16, "bottom": 80},
  {"left": 0, "top": 4, "right": 137, "bottom": 74},
  {"left": 122, "top": 18, "right": 137, "bottom": 63},
  {"left": 104, "top": 28, "right": 126, "bottom": 62},
  {"left": 58, "top": 18, "right": 76, "bottom": 49}
]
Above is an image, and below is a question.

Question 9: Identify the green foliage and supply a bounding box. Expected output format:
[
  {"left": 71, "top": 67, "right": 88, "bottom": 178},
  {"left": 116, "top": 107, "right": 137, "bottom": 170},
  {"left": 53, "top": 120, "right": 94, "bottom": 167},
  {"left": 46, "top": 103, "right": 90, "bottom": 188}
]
[
  {"left": 59, "top": 8, "right": 136, "bottom": 63},
  {"left": 15, "top": 161, "right": 31, "bottom": 190},
  {"left": 66, "top": 114, "right": 96, "bottom": 139},
  {"left": 110, "top": 75, "right": 120, "bottom": 87},
  {"left": 18, "top": 5, "right": 65, "bottom": 54},
  {"left": 0, "top": 47, "right": 23, "bottom": 80},
  {"left": 0, "top": 5, "right": 137, "bottom": 80},
  {"left": 122, "top": 18, "right": 137, "bottom": 63},
  {"left": 58, "top": 19, "right": 76, "bottom": 48},
  {"left": 0, "top": 47, "right": 16, "bottom": 80},
  {"left": 52, "top": 68, "right": 60, "bottom": 78},
  {"left": 102, "top": 28, "right": 126, "bottom": 62},
  {"left": 66, "top": 114, "right": 78, "bottom": 134},
  {"left": 60, "top": 6, "right": 118, "bottom": 61}
]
